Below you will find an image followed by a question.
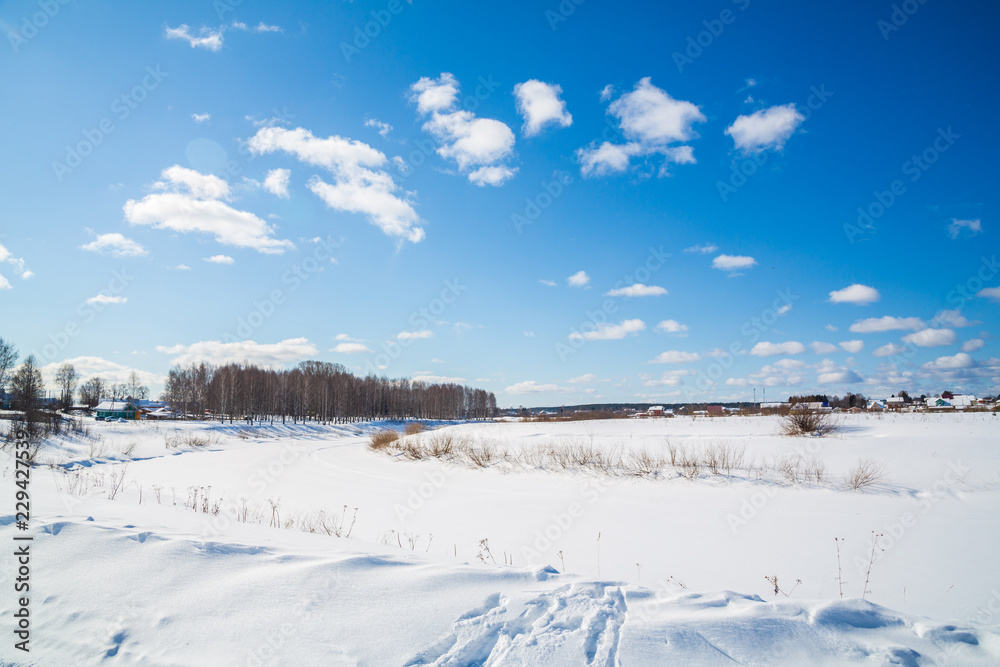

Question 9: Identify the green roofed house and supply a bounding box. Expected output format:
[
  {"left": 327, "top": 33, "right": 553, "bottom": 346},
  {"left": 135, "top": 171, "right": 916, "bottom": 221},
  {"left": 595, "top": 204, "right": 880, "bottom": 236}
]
[{"left": 94, "top": 400, "right": 139, "bottom": 420}]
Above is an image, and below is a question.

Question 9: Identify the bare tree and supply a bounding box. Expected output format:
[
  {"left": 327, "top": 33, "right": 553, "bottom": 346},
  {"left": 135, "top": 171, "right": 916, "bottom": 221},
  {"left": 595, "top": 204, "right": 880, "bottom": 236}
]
[
  {"left": 11, "top": 355, "right": 44, "bottom": 415},
  {"left": 126, "top": 370, "right": 149, "bottom": 400},
  {"left": 55, "top": 362, "right": 79, "bottom": 409},
  {"left": 0, "top": 337, "right": 18, "bottom": 400},
  {"left": 78, "top": 377, "right": 107, "bottom": 408}
]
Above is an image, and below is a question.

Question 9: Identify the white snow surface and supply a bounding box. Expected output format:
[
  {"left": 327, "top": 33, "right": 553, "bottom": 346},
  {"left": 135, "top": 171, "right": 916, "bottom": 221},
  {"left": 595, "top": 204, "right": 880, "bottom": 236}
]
[{"left": 2, "top": 412, "right": 1000, "bottom": 665}]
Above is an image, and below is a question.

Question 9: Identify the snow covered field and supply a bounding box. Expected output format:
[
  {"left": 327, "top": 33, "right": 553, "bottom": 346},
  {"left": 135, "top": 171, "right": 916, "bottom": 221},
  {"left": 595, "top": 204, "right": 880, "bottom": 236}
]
[{"left": 2, "top": 412, "right": 1000, "bottom": 665}]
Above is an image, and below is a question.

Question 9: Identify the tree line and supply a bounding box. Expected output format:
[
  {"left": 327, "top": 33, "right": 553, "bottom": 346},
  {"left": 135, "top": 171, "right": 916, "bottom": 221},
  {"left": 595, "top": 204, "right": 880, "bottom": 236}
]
[
  {"left": 0, "top": 338, "right": 497, "bottom": 423},
  {"left": 163, "top": 360, "right": 497, "bottom": 423}
]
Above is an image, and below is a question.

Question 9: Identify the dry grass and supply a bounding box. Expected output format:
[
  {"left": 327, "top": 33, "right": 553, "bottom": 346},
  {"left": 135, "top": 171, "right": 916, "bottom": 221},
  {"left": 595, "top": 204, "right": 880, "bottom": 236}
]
[
  {"left": 846, "top": 458, "right": 886, "bottom": 490},
  {"left": 404, "top": 422, "right": 426, "bottom": 436},
  {"left": 781, "top": 411, "right": 839, "bottom": 437},
  {"left": 368, "top": 428, "right": 401, "bottom": 451},
  {"left": 165, "top": 432, "right": 224, "bottom": 449},
  {"left": 369, "top": 429, "right": 852, "bottom": 491}
]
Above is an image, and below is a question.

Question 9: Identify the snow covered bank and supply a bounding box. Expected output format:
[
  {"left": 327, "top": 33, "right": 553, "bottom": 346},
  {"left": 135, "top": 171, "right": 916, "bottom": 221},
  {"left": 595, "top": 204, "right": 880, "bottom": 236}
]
[{"left": 1, "top": 413, "right": 998, "bottom": 664}]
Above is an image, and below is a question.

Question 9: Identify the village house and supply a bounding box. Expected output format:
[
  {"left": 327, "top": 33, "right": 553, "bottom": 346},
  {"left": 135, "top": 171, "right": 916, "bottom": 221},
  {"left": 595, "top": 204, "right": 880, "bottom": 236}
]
[{"left": 93, "top": 399, "right": 139, "bottom": 421}]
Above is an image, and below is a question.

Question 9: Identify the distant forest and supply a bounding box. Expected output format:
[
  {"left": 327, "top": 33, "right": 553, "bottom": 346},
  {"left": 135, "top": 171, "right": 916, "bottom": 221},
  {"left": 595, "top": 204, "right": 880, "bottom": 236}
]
[{"left": 162, "top": 361, "right": 497, "bottom": 423}]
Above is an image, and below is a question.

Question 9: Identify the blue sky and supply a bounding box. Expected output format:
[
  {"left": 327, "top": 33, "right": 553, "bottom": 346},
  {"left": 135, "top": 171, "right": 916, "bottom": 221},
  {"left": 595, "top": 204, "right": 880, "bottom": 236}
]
[{"left": 1, "top": 0, "right": 998, "bottom": 406}]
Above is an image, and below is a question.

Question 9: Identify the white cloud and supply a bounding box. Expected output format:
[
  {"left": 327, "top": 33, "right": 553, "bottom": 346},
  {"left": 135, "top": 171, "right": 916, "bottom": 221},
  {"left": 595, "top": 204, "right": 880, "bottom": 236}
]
[
  {"left": 157, "top": 338, "right": 317, "bottom": 367},
  {"left": 577, "top": 77, "right": 704, "bottom": 177},
  {"left": 365, "top": 119, "right": 393, "bottom": 138},
  {"left": 839, "top": 340, "right": 864, "bottom": 353},
  {"left": 777, "top": 304, "right": 792, "bottom": 316},
  {"left": 174, "top": 264, "right": 191, "bottom": 271},
  {"left": 505, "top": 380, "right": 563, "bottom": 394},
  {"left": 977, "top": 287, "right": 1000, "bottom": 302},
  {"left": 468, "top": 165, "right": 516, "bottom": 187},
  {"left": 649, "top": 350, "right": 701, "bottom": 364},
  {"left": 514, "top": 80, "right": 572, "bottom": 136},
  {"left": 263, "top": 168, "right": 291, "bottom": 198},
  {"left": 248, "top": 126, "right": 424, "bottom": 243},
  {"left": 828, "top": 284, "right": 880, "bottom": 305},
  {"left": 605, "top": 283, "right": 667, "bottom": 297},
  {"left": 0, "top": 243, "right": 32, "bottom": 285},
  {"left": 947, "top": 218, "right": 981, "bottom": 239},
  {"left": 655, "top": 319, "right": 688, "bottom": 335},
  {"left": 922, "top": 353, "right": 975, "bottom": 370},
  {"left": 818, "top": 369, "right": 863, "bottom": 384},
  {"left": 124, "top": 165, "right": 294, "bottom": 254},
  {"left": 750, "top": 341, "right": 807, "bottom": 357},
  {"left": 610, "top": 77, "right": 705, "bottom": 144},
  {"left": 712, "top": 254, "right": 757, "bottom": 272},
  {"left": 569, "top": 319, "right": 645, "bottom": 342},
  {"left": 683, "top": 243, "right": 717, "bottom": 254},
  {"left": 825, "top": 324, "right": 838, "bottom": 332},
  {"left": 413, "top": 373, "right": 467, "bottom": 385},
  {"left": 85, "top": 295, "right": 127, "bottom": 305},
  {"left": 203, "top": 255, "right": 234, "bottom": 264},
  {"left": 409, "top": 73, "right": 516, "bottom": 186},
  {"left": 165, "top": 25, "right": 224, "bottom": 51},
  {"left": 873, "top": 342, "right": 907, "bottom": 357},
  {"left": 725, "top": 103, "right": 804, "bottom": 152},
  {"left": 599, "top": 84, "right": 615, "bottom": 102},
  {"left": 935, "top": 309, "right": 976, "bottom": 328},
  {"left": 643, "top": 370, "right": 691, "bottom": 387},
  {"left": 902, "top": 328, "right": 957, "bottom": 347},
  {"left": 849, "top": 316, "right": 923, "bottom": 333},
  {"left": 810, "top": 342, "right": 838, "bottom": 354},
  {"left": 539, "top": 279, "right": 556, "bottom": 287},
  {"left": 567, "top": 373, "right": 600, "bottom": 384},
  {"left": 192, "top": 113, "right": 211, "bottom": 123},
  {"left": 577, "top": 141, "right": 642, "bottom": 177},
  {"left": 567, "top": 270, "right": 590, "bottom": 287},
  {"left": 396, "top": 330, "right": 433, "bottom": 340},
  {"left": 409, "top": 72, "right": 460, "bottom": 114},
  {"left": 333, "top": 342, "right": 372, "bottom": 354},
  {"left": 250, "top": 22, "right": 281, "bottom": 33},
  {"left": 41, "top": 356, "right": 162, "bottom": 389},
  {"left": 960, "top": 339, "right": 985, "bottom": 353},
  {"left": 80, "top": 233, "right": 149, "bottom": 258}
]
